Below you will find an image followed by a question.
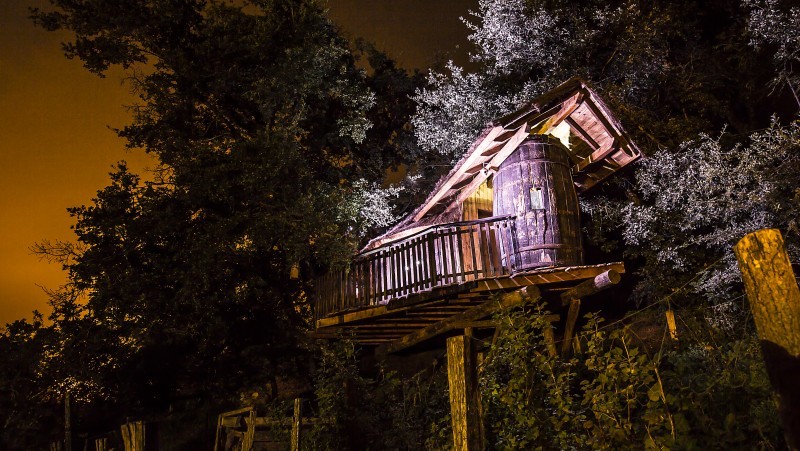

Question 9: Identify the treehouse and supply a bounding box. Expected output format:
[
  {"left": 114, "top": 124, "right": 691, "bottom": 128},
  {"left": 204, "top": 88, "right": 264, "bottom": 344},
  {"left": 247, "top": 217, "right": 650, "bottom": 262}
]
[{"left": 314, "top": 78, "right": 641, "bottom": 351}]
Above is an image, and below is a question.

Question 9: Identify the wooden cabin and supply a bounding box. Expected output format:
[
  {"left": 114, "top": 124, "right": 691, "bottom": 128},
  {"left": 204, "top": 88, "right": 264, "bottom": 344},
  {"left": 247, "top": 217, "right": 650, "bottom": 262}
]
[
  {"left": 314, "top": 77, "right": 641, "bottom": 343},
  {"left": 313, "top": 77, "right": 642, "bottom": 450}
]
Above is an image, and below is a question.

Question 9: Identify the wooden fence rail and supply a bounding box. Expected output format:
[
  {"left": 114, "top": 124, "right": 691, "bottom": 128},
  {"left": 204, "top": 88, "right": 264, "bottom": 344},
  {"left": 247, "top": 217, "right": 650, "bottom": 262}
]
[{"left": 315, "top": 215, "right": 518, "bottom": 320}]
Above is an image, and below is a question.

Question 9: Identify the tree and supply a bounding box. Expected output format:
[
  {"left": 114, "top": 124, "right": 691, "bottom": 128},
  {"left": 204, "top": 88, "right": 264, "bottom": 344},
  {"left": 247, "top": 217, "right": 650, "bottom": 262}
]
[
  {"left": 411, "top": 0, "right": 799, "bottom": 307},
  {"left": 0, "top": 315, "right": 61, "bottom": 449},
  {"left": 27, "top": 0, "right": 420, "bottom": 434}
]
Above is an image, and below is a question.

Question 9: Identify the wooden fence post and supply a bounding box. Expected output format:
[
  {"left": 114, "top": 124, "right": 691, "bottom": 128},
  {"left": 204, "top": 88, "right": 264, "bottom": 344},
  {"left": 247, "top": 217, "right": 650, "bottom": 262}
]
[
  {"left": 94, "top": 438, "right": 108, "bottom": 451},
  {"left": 665, "top": 309, "right": 678, "bottom": 341},
  {"left": 64, "top": 392, "right": 72, "bottom": 451},
  {"left": 447, "top": 334, "right": 483, "bottom": 451},
  {"left": 291, "top": 398, "right": 302, "bottom": 451},
  {"left": 734, "top": 228, "right": 800, "bottom": 450},
  {"left": 120, "top": 421, "right": 145, "bottom": 451}
]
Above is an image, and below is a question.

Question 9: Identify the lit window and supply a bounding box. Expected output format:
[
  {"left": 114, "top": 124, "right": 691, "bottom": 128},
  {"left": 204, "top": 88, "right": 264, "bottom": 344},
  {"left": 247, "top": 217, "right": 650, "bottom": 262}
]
[{"left": 529, "top": 187, "right": 544, "bottom": 210}]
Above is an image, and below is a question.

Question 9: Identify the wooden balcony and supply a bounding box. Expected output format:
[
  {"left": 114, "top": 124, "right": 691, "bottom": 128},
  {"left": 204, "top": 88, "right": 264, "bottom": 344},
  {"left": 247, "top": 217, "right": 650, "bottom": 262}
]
[{"left": 314, "top": 215, "right": 519, "bottom": 321}]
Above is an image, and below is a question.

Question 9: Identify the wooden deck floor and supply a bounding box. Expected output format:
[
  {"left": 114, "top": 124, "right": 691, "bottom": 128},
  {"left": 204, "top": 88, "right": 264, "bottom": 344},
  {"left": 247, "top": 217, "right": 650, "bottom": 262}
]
[{"left": 314, "top": 262, "right": 624, "bottom": 345}]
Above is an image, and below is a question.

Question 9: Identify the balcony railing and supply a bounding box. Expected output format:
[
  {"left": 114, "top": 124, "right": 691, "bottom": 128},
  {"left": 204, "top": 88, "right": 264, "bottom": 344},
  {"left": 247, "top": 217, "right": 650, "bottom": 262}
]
[{"left": 314, "top": 215, "right": 518, "bottom": 320}]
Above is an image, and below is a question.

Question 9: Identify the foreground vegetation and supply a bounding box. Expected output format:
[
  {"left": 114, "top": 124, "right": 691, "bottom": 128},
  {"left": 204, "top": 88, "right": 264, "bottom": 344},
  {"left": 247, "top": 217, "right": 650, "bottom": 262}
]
[{"left": 2, "top": 0, "right": 800, "bottom": 448}]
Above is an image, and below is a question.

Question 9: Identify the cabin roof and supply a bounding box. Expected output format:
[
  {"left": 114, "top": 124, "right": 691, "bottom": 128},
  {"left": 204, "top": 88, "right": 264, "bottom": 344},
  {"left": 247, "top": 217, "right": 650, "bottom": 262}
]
[{"left": 365, "top": 77, "right": 641, "bottom": 252}]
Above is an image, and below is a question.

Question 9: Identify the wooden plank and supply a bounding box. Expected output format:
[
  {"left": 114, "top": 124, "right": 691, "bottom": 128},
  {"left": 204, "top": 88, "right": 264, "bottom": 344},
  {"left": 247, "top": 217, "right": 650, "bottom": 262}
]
[
  {"left": 564, "top": 115, "right": 600, "bottom": 149},
  {"left": 316, "top": 296, "right": 454, "bottom": 329},
  {"left": 734, "top": 229, "right": 800, "bottom": 449},
  {"left": 387, "top": 281, "right": 478, "bottom": 311},
  {"left": 573, "top": 140, "right": 618, "bottom": 173},
  {"left": 531, "top": 91, "right": 583, "bottom": 135},
  {"left": 381, "top": 286, "right": 540, "bottom": 354},
  {"left": 447, "top": 335, "right": 483, "bottom": 451},
  {"left": 471, "top": 262, "right": 625, "bottom": 292}
]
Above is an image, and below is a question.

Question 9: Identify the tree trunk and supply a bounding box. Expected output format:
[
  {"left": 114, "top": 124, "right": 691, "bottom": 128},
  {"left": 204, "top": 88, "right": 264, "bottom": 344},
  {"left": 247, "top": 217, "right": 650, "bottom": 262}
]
[{"left": 734, "top": 228, "right": 800, "bottom": 450}]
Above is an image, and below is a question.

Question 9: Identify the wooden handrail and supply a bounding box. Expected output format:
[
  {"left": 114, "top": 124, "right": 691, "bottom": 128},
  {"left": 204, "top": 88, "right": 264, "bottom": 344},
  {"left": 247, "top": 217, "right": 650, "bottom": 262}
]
[{"left": 314, "top": 216, "right": 519, "bottom": 321}]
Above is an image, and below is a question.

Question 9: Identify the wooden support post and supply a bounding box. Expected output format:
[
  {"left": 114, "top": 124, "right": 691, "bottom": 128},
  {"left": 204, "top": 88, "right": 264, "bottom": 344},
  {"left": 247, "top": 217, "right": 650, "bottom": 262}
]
[
  {"left": 120, "top": 421, "right": 145, "bottom": 451},
  {"left": 735, "top": 229, "right": 800, "bottom": 450},
  {"left": 94, "top": 438, "right": 108, "bottom": 451},
  {"left": 561, "top": 298, "right": 581, "bottom": 357},
  {"left": 65, "top": 392, "right": 72, "bottom": 451},
  {"left": 291, "top": 398, "right": 302, "bottom": 451},
  {"left": 447, "top": 335, "right": 483, "bottom": 451},
  {"left": 665, "top": 309, "right": 678, "bottom": 341},
  {"left": 543, "top": 325, "right": 558, "bottom": 358}
]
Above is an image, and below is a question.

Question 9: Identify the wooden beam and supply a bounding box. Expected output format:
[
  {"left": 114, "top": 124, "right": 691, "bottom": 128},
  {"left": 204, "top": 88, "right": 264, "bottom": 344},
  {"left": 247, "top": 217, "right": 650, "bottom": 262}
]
[
  {"left": 564, "top": 115, "right": 600, "bottom": 149},
  {"left": 573, "top": 140, "right": 618, "bottom": 173},
  {"left": 380, "top": 286, "right": 540, "bottom": 354},
  {"left": 559, "top": 270, "right": 621, "bottom": 306},
  {"left": 734, "top": 229, "right": 800, "bottom": 450},
  {"left": 413, "top": 126, "right": 505, "bottom": 221},
  {"left": 447, "top": 335, "right": 483, "bottom": 451},
  {"left": 441, "top": 123, "right": 530, "bottom": 218},
  {"left": 531, "top": 91, "right": 583, "bottom": 135},
  {"left": 561, "top": 298, "right": 581, "bottom": 357}
]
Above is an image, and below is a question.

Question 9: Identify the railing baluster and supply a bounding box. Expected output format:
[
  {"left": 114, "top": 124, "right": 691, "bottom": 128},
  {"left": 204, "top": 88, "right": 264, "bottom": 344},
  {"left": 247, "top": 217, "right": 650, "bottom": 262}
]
[{"left": 470, "top": 224, "right": 479, "bottom": 280}]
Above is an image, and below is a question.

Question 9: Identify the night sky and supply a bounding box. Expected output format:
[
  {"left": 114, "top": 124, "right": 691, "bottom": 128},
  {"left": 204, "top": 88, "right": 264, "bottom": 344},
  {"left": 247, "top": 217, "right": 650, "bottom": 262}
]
[{"left": 0, "top": 0, "right": 477, "bottom": 326}]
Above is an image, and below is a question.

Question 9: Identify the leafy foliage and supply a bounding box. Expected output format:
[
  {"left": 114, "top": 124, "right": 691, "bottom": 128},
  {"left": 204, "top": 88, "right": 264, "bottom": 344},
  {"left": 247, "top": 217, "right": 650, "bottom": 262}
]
[
  {"left": 480, "top": 304, "right": 782, "bottom": 450},
  {"left": 745, "top": 0, "right": 800, "bottom": 106},
  {"left": 16, "top": 0, "right": 422, "bottom": 445},
  {"left": 623, "top": 119, "right": 800, "bottom": 304},
  {"left": 309, "top": 339, "right": 451, "bottom": 450}
]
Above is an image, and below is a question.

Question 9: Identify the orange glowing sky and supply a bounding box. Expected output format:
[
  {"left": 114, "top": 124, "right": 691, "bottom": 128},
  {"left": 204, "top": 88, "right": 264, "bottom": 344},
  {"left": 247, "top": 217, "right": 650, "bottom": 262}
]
[{"left": 0, "top": 0, "right": 474, "bottom": 326}]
